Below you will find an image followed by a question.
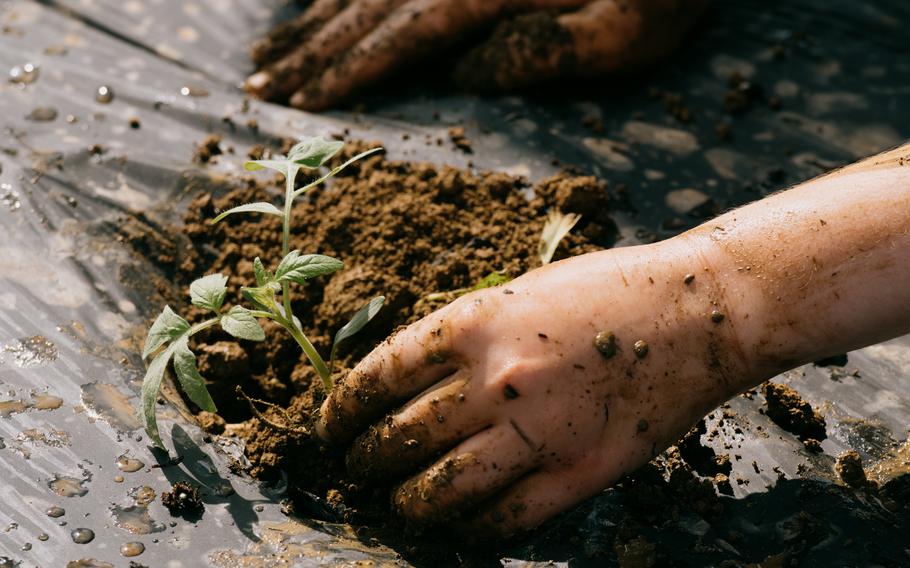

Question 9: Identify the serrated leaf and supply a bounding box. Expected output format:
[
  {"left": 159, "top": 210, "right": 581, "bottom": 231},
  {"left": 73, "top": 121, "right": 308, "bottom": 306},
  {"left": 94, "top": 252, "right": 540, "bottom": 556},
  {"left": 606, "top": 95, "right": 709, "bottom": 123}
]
[
  {"left": 143, "top": 306, "right": 190, "bottom": 359},
  {"left": 276, "top": 251, "right": 344, "bottom": 284},
  {"left": 243, "top": 160, "right": 289, "bottom": 175},
  {"left": 140, "top": 344, "right": 177, "bottom": 448},
  {"left": 211, "top": 202, "right": 283, "bottom": 224},
  {"left": 287, "top": 137, "right": 344, "bottom": 169},
  {"left": 190, "top": 273, "right": 228, "bottom": 312},
  {"left": 172, "top": 338, "right": 217, "bottom": 413},
  {"left": 253, "top": 257, "right": 268, "bottom": 287},
  {"left": 241, "top": 285, "right": 277, "bottom": 312},
  {"left": 330, "top": 296, "right": 385, "bottom": 367},
  {"left": 221, "top": 306, "right": 265, "bottom": 341},
  {"left": 539, "top": 210, "right": 581, "bottom": 265}
]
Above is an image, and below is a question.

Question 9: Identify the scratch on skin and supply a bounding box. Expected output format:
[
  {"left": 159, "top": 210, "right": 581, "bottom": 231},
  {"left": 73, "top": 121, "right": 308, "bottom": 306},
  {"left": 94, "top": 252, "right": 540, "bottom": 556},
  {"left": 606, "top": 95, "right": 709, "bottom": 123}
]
[{"left": 509, "top": 418, "right": 537, "bottom": 451}]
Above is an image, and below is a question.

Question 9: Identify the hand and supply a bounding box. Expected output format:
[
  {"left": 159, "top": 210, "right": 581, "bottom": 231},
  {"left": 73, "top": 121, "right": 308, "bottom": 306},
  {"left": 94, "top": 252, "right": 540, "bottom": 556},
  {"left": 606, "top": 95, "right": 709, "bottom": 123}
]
[
  {"left": 246, "top": 0, "right": 708, "bottom": 110},
  {"left": 317, "top": 235, "right": 755, "bottom": 536}
]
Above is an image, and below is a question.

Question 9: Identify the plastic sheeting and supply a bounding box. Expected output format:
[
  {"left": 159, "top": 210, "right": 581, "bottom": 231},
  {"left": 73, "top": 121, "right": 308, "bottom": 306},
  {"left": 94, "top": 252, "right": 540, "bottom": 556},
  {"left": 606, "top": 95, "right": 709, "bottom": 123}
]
[{"left": 1, "top": 0, "right": 909, "bottom": 565}]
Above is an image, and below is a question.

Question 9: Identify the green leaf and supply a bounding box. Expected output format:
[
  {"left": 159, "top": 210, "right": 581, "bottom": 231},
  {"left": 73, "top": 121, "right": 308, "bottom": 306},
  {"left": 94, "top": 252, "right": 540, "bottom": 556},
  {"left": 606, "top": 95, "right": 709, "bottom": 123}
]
[
  {"left": 330, "top": 296, "right": 385, "bottom": 366},
  {"left": 287, "top": 137, "right": 344, "bottom": 169},
  {"left": 253, "top": 257, "right": 269, "bottom": 287},
  {"left": 292, "top": 147, "right": 383, "bottom": 198},
  {"left": 140, "top": 344, "right": 177, "bottom": 448},
  {"left": 172, "top": 338, "right": 217, "bottom": 413},
  {"left": 241, "top": 285, "right": 278, "bottom": 312},
  {"left": 143, "top": 306, "right": 190, "bottom": 359},
  {"left": 243, "top": 160, "right": 289, "bottom": 175},
  {"left": 210, "top": 202, "right": 282, "bottom": 224},
  {"left": 471, "top": 271, "right": 512, "bottom": 291},
  {"left": 189, "top": 273, "right": 228, "bottom": 313},
  {"left": 221, "top": 306, "right": 265, "bottom": 341},
  {"left": 276, "top": 251, "right": 344, "bottom": 284}
]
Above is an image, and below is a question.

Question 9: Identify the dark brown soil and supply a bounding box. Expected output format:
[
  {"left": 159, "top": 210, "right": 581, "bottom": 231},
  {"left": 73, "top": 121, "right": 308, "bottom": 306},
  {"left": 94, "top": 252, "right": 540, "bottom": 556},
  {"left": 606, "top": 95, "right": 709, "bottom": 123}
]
[
  {"left": 161, "top": 481, "right": 204, "bottom": 517},
  {"left": 125, "top": 142, "right": 618, "bottom": 527},
  {"left": 835, "top": 450, "right": 867, "bottom": 488},
  {"left": 761, "top": 382, "right": 827, "bottom": 443}
]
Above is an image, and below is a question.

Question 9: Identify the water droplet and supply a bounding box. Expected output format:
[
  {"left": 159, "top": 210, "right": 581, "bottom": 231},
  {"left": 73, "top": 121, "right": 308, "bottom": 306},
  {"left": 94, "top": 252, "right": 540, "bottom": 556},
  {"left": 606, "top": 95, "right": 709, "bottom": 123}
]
[
  {"left": 38, "top": 532, "right": 49, "bottom": 541},
  {"left": 80, "top": 383, "right": 141, "bottom": 431},
  {"left": 9, "top": 62, "right": 39, "bottom": 84},
  {"left": 116, "top": 454, "right": 145, "bottom": 473},
  {"left": 179, "top": 85, "right": 208, "bottom": 97},
  {"left": 0, "top": 184, "right": 21, "bottom": 212},
  {"left": 32, "top": 394, "right": 63, "bottom": 410},
  {"left": 65, "top": 558, "right": 113, "bottom": 567},
  {"left": 128, "top": 485, "right": 155, "bottom": 506},
  {"left": 21, "top": 542, "right": 31, "bottom": 551},
  {"left": 46, "top": 506, "right": 65, "bottom": 518},
  {"left": 70, "top": 527, "right": 95, "bottom": 544},
  {"left": 95, "top": 85, "right": 114, "bottom": 103},
  {"left": 119, "top": 541, "right": 145, "bottom": 557},
  {"left": 26, "top": 106, "right": 57, "bottom": 122},
  {"left": 113, "top": 475, "right": 124, "bottom": 483}
]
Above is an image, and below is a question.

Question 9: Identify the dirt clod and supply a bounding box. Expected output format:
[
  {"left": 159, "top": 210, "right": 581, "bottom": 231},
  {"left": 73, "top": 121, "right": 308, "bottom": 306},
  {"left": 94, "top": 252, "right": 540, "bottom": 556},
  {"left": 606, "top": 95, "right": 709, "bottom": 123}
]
[
  {"left": 193, "top": 135, "right": 223, "bottom": 164},
  {"left": 161, "top": 481, "right": 204, "bottom": 516},
  {"left": 835, "top": 450, "right": 867, "bottom": 488},
  {"left": 762, "top": 382, "right": 827, "bottom": 442}
]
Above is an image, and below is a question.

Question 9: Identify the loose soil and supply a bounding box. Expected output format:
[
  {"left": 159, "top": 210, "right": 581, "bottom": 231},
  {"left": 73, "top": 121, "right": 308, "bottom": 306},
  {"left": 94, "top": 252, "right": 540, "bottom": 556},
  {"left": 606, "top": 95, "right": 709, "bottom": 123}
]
[{"left": 120, "top": 141, "right": 909, "bottom": 564}]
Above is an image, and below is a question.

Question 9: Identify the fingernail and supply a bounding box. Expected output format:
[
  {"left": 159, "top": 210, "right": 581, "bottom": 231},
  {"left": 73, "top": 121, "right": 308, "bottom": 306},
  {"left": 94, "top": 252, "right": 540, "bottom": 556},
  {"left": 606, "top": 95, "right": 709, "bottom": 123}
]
[
  {"left": 244, "top": 71, "right": 271, "bottom": 94},
  {"left": 289, "top": 90, "right": 308, "bottom": 109}
]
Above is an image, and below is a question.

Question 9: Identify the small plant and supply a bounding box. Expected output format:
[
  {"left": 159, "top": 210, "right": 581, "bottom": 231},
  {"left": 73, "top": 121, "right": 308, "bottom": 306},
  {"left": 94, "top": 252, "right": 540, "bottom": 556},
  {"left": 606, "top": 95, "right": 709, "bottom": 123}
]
[{"left": 140, "top": 137, "right": 385, "bottom": 448}]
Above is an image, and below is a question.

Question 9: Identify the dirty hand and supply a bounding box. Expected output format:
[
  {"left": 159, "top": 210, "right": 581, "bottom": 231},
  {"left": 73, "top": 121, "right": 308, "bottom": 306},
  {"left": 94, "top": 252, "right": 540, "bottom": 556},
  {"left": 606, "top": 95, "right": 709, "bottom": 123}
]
[
  {"left": 318, "top": 142, "right": 910, "bottom": 536},
  {"left": 318, "top": 236, "right": 756, "bottom": 536},
  {"left": 246, "top": 0, "right": 708, "bottom": 110}
]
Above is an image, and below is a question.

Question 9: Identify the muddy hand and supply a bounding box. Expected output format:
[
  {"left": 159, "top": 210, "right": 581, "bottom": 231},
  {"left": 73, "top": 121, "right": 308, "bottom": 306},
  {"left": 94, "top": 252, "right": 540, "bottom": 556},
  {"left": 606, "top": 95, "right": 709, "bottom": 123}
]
[
  {"left": 245, "top": 0, "right": 708, "bottom": 110},
  {"left": 317, "top": 237, "right": 758, "bottom": 536}
]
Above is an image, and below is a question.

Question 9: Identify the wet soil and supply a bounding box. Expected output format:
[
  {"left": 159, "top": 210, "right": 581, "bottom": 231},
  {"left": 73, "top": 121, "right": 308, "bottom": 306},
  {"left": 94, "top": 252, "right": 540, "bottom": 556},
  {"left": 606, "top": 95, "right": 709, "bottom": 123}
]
[
  {"left": 761, "top": 382, "right": 827, "bottom": 443},
  {"left": 120, "top": 141, "right": 909, "bottom": 564}
]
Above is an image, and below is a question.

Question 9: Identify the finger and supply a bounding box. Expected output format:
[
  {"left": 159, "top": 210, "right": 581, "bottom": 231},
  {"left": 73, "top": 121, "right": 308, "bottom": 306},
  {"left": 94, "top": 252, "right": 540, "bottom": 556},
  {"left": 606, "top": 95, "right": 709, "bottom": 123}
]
[
  {"left": 247, "top": 0, "right": 411, "bottom": 101},
  {"left": 346, "top": 370, "right": 490, "bottom": 480},
  {"left": 463, "top": 459, "right": 604, "bottom": 538},
  {"left": 453, "top": 0, "right": 709, "bottom": 91},
  {"left": 289, "top": 0, "right": 514, "bottom": 110},
  {"left": 318, "top": 310, "right": 460, "bottom": 444},
  {"left": 250, "top": 0, "right": 351, "bottom": 66},
  {"left": 392, "top": 420, "right": 542, "bottom": 523}
]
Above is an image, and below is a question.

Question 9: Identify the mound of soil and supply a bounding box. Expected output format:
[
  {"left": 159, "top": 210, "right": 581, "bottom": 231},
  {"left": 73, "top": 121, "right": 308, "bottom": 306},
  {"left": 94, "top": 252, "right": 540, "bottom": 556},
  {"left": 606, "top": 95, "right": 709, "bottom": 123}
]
[{"left": 126, "top": 141, "right": 618, "bottom": 521}]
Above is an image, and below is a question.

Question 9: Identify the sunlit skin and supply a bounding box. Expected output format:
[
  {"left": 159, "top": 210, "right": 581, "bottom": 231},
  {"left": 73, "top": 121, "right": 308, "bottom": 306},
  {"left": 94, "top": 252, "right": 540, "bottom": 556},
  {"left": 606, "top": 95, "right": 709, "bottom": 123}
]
[
  {"left": 246, "top": 0, "right": 708, "bottom": 110},
  {"left": 318, "top": 143, "right": 910, "bottom": 536}
]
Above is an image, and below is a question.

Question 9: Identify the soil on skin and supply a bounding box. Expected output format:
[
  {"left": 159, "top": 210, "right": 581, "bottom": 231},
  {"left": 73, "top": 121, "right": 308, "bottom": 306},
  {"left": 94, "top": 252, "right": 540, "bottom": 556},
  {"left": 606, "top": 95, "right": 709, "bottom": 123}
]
[{"left": 119, "top": 140, "right": 910, "bottom": 564}]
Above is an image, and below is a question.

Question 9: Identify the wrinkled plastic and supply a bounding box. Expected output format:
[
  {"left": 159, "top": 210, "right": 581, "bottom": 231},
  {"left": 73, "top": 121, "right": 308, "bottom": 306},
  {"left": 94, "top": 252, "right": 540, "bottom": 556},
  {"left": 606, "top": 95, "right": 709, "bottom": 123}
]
[{"left": 1, "top": 0, "right": 909, "bottom": 565}]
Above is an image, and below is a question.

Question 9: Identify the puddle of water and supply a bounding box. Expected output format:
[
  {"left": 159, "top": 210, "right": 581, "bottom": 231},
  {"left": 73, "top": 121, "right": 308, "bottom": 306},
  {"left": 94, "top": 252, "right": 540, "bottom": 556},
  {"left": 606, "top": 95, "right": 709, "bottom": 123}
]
[
  {"left": 1, "top": 336, "right": 58, "bottom": 367},
  {"left": 65, "top": 560, "right": 113, "bottom": 568},
  {"left": 48, "top": 474, "right": 90, "bottom": 497},
  {"left": 33, "top": 393, "right": 63, "bottom": 410},
  {"left": 0, "top": 400, "right": 28, "bottom": 417},
  {"left": 110, "top": 485, "right": 165, "bottom": 534},
  {"left": 80, "top": 382, "right": 140, "bottom": 431}
]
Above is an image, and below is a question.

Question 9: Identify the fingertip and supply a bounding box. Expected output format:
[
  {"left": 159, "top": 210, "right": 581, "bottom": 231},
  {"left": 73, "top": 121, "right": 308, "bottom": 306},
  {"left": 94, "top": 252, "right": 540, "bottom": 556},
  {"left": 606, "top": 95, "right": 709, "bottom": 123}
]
[
  {"left": 244, "top": 70, "right": 272, "bottom": 96},
  {"left": 289, "top": 84, "right": 331, "bottom": 111}
]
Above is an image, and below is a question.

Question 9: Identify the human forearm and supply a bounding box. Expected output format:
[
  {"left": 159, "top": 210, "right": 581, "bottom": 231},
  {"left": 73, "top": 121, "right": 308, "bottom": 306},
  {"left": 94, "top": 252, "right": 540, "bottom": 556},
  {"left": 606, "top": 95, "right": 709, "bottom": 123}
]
[{"left": 684, "top": 143, "right": 910, "bottom": 383}]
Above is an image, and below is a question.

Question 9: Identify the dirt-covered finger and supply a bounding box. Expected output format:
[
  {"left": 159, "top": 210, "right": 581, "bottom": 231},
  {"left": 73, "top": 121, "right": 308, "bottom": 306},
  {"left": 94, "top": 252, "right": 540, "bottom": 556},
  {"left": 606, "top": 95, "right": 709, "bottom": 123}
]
[
  {"left": 346, "top": 372, "right": 489, "bottom": 480},
  {"left": 247, "top": 0, "right": 411, "bottom": 101},
  {"left": 454, "top": 0, "right": 709, "bottom": 91},
  {"left": 317, "top": 311, "right": 460, "bottom": 444},
  {"left": 461, "top": 460, "right": 602, "bottom": 538},
  {"left": 289, "top": 0, "right": 514, "bottom": 110},
  {"left": 392, "top": 421, "right": 541, "bottom": 523},
  {"left": 251, "top": 0, "right": 351, "bottom": 66}
]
